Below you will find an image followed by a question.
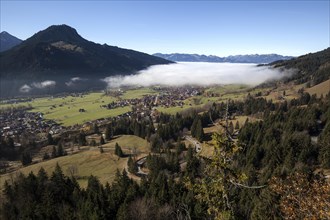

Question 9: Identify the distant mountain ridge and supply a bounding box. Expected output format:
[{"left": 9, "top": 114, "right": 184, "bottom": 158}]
[
  {"left": 0, "top": 31, "right": 22, "bottom": 52},
  {"left": 153, "top": 53, "right": 294, "bottom": 64}
]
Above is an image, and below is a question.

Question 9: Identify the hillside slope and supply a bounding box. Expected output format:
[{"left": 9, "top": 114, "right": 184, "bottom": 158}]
[
  {"left": 271, "top": 47, "right": 330, "bottom": 86},
  {"left": 0, "top": 31, "right": 22, "bottom": 52},
  {"left": 0, "top": 25, "right": 172, "bottom": 97},
  {"left": 0, "top": 25, "right": 172, "bottom": 79}
]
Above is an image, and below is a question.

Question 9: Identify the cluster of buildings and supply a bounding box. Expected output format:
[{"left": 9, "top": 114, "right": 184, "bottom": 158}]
[
  {"left": 0, "top": 108, "right": 62, "bottom": 139},
  {"left": 1, "top": 87, "right": 204, "bottom": 146},
  {"left": 103, "top": 87, "right": 203, "bottom": 110}
]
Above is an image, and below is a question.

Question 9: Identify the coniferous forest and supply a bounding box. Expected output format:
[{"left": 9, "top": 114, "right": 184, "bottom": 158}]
[
  {"left": 1, "top": 1, "right": 329, "bottom": 219},
  {"left": 1, "top": 89, "right": 330, "bottom": 219}
]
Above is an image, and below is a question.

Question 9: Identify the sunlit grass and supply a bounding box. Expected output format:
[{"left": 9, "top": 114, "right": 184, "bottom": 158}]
[
  {"left": 0, "top": 135, "right": 149, "bottom": 189},
  {"left": 0, "top": 93, "right": 131, "bottom": 126},
  {"left": 120, "top": 87, "right": 158, "bottom": 99}
]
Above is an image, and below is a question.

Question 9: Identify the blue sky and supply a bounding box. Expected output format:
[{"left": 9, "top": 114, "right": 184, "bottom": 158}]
[{"left": 1, "top": 1, "right": 329, "bottom": 56}]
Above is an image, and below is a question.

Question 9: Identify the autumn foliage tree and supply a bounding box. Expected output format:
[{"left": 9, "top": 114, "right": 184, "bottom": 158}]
[
  {"left": 188, "top": 131, "right": 256, "bottom": 219},
  {"left": 270, "top": 172, "right": 330, "bottom": 219}
]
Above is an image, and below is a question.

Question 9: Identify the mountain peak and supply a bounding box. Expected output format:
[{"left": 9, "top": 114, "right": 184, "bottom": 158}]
[
  {"left": 0, "top": 31, "right": 22, "bottom": 52},
  {"left": 0, "top": 31, "right": 20, "bottom": 39},
  {"left": 1, "top": 31, "right": 9, "bottom": 35},
  {"left": 26, "top": 24, "right": 86, "bottom": 44},
  {"left": 45, "top": 24, "right": 78, "bottom": 34},
  {"left": 0, "top": 24, "right": 172, "bottom": 96}
]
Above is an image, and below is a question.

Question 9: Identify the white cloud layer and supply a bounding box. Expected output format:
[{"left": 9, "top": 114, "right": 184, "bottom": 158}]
[
  {"left": 19, "top": 80, "right": 56, "bottom": 93},
  {"left": 31, "top": 80, "right": 56, "bottom": 89},
  {"left": 65, "top": 77, "right": 85, "bottom": 86},
  {"left": 104, "top": 62, "right": 286, "bottom": 88},
  {"left": 19, "top": 84, "right": 32, "bottom": 93}
]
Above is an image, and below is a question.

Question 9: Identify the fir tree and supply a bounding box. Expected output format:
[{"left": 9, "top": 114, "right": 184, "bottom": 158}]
[
  {"left": 47, "top": 133, "right": 54, "bottom": 145},
  {"left": 195, "top": 118, "right": 204, "bottom": 142},
  {"left": 228, "top": 121, "right": 234, "bottom": 134},
  {"left": 57, "top": 144, "right": 64, "bottom": 157},
  {"left": 235, "top": 121, "right": 240, "bottom": 130},
  {"left": 43, "top": 152, "right": 50, "bottom": 160},
  {"left": 94, "top": 123, "right": 99, "bottom": 134},
  {"left": 78, "top": 133, "right": 86, "bottom": 146},
  {"left": 51, "top": 146, "right": 57, "bottom": 158},
  {"left": 115, "top": 143, "right": 124, "bottom": 157},
  {"left": 190, "top": 116, "right": 198, "bottom": 137},
  {"left": 127, "top": 156, "right": 137, "bottom": 174},
  {"left": 100, "top": 136, "right": 105, "bottom": 145},
  {"left": 21, "top": 152, "right": 32, "bottom": 166},
  {"left": 105, "top": 124, "right": 113, "bottom": 141}
]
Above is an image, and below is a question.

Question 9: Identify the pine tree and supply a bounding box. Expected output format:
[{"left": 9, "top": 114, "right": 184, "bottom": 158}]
[
  {"left": 134, "top": 122, "right": 141, "bottom": 137},
  {"left": 319, "top": 123, "right": 330, "bottom": 168},
  {"left": 100, "top": 136, "right": 105, "bottom": 145},
  {"left": 57, "top": 144, "right": 64, "bottom": 157},
  {"left": 195, "top": 118, "right": 204, "bottom": 142},
  {"left": 94, "top": 123, "right": 99, "bottom": 134},
  {"left": 191, "top": 116, "right": 198, "bottom": 137},
  {"left": 21, "top": 152, "right": 32, "bottom": 166},
  {"left": 105, "top": 124, "right": 113, "bottom": 140},
  {"left": 79, "top": 133, "right": 86, "bottom": 146},
  {"left": 127, "top": 156, "right": 137, "bottom": 174},
  {"left": 43, "top": 152, "right": 50, "bottom": 160},
  {"left": 37, "top": 167, "right": 48, "bottom": 183},
  {"left": 235, "top": 121, "right": 240, "bottom": 130},
  {"left": 51, "top": 146, "right": 57, "bottom": 158},
  {"left": 47, "top": 133, "right": 54, "bottom": 145},
  {"left": 228, "top": 121, "right": 234, "bottom": 134},
  {"left": 185, "top": 147, "right": 199, "bottom": 179},
  {"left": 115, "top": 143, "right": 124, "bottom": 157}
]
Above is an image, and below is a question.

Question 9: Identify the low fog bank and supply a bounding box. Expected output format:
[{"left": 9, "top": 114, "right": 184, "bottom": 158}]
[
  {"left": 1, "top": 63, "right": 293, "bottom": 98},
  {"left": 0, "top": 78, "right": 107, "bottom": 98},
  {"left": 20, "top": 80, "right": 56, "bottom": 93},
  {"left": 104, "top": 62, "right": 289, "bottom": 88}
]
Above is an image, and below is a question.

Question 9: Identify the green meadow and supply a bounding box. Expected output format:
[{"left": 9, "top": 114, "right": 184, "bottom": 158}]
[
  {"left": 0, "top": 93, "right": 131, "bottom": 126},
  {"left": 0, "top": 85, "right": 254, "bottom": 125},
  {"left": 0, "top": 135, "right": 150, "bottom": 189},
  {"left": 120, "top": 87, "right": 158, "bottom": 99}
]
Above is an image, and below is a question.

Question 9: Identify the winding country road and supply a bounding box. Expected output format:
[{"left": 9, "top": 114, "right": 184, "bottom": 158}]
[
  {"left": 184, "top": 136, "right": 202, "bottom": 153},
  {"left": 135, "top": 157, "right": 148, "bottom": 176}
]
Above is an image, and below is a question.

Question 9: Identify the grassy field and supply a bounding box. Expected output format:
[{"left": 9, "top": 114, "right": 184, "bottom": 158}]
[
  {"left": 0, "top": 93, "right": 131, "bottom": 126},
  {"left": 0, "top": 89, "right": 158, "bottom": 126},
  {"left": 103, "top": 135, "right": 150, "bottom": 153},
  {"left": 0, "top": 135, "right": 150, "bottom": 189},
  {"left": 307, "top": 79, "right": 330, "bottom": 97},
  {"left": 261, "top": 80, "right": 330, "bottom": 102},
  {"left": 205, "top": 84, "right": 250, "bottom": 95},
  {"left": 201, "top": 115, "right": 259, "bottom": 158},
  {"left": 156, "top": 105, "right": 192, "bottom": 115},
  {"left": 156, "top": 96, "right": 222, "bottom": 115},
  {"left": 120, "top": 87, "right": 158, "bottom": 99},
  {"left": 0, "top": 85, "right": 254, "bottom": 125},
  {"left": 199, "top": 143, "right": 214, "bottom": 158}
]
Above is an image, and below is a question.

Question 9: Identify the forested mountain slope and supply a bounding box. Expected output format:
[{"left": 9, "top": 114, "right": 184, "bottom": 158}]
[
  {"left": 271, "top": 47, "right": 330, "bottom": 86},
  {"left": 2, "top": 90, "right": 330, "bottom": 219}
]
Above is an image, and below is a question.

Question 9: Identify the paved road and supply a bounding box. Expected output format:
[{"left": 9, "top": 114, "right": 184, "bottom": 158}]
[
  {"left": 185, "top": 136, "right": 202, "bottom": 153},
  {"left": 135, "top": 157, "right": 148, "bottom": 175}
]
